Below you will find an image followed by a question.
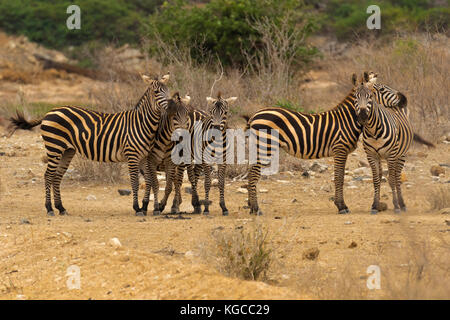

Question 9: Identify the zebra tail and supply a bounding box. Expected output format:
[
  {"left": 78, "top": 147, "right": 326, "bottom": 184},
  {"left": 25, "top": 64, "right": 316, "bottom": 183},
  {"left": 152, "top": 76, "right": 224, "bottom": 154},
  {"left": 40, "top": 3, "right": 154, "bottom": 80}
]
[
  {"left": 7, "top": 111, "right": 43, "bottom": 137},
  {"left": 413, "top": 133, "right": 435, "bottom": 148},
  {"left": 242, "top": 115, "right": 250, "bottom": 130}
]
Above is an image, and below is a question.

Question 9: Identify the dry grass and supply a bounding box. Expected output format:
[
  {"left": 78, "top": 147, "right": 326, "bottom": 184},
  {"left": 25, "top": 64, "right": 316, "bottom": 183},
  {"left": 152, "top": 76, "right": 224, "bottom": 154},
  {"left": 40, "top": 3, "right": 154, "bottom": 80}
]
[
  {"left": 203, "top": 222, "right": 273, "bottom": 281},
  {"left": 426, "top": 185, "right": 450, "bottom": 211},
  {"left": 320, "top": 33, "right": 449, "bottom": 141}
]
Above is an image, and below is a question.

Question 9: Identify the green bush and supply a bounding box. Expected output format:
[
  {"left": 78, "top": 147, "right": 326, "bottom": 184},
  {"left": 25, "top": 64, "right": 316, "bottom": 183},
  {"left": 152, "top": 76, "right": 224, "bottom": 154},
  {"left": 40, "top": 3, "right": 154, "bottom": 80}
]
[
  {"left": 323, "top": 0, "right": 449, "bottom": 40},
  {"left": 145, "top": 0, "right": 318, "bottom": 66},
  {"left": 0, "top": 0, "right": 162, "bottom": 49}
]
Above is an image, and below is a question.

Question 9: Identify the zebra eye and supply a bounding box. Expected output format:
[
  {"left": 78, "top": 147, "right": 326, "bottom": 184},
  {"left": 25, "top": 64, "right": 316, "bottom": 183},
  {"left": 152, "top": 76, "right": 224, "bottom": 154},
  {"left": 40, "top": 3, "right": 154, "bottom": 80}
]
[{"left": 380, "top": 88, "right": 385, "bottom": 92}]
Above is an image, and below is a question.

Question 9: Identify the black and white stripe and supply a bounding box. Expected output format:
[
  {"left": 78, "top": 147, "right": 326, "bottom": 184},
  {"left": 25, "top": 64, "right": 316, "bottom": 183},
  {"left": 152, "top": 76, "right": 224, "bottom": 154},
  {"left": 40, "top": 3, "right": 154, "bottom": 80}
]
[{"left": 9, "top": 73, "right": 170, "bottom": 216}]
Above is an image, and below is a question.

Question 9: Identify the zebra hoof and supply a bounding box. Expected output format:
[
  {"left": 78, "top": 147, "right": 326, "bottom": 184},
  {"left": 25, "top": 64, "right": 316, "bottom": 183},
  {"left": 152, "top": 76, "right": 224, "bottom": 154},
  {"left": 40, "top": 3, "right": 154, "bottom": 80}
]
[
  {"left": 170, "top": 208, "right": 179, "bottom": 214},
  {"left": 47, "top": 211, "right": 55, "bottom": 216},
  {"left": 370, "top": 209, "right": 378, "bottom": 215},
  {"left": 59, "top": 210, "right": 68, "bottom": 216},
  {"left": 193, "top": 207, "right": 202, "bottom": 214},
  {"left": 152, "top": 210, "right": 161, "bottom": 216},
  {"left": 401, "top": 207, "right": 407, "bottom": 212},
  {"left": 338, "top": 208, "right": 350, "bottom": 214},
  {"left": 394, "top": 208, "right": 401, "bottom": 214},
  {"left": 135, "top": 211, "right": 145, "bottom": 217},
  {"left": 203, "top": 211, "right": 210, "bottom": 216},
  {"left": 222, "top": 210, "right": 229, "bottom": 216}
]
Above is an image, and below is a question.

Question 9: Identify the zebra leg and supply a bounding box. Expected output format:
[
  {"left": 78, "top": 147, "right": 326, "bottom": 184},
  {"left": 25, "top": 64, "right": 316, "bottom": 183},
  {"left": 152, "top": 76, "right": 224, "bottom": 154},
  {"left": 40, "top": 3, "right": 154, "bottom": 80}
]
[
  {"left": 333, "top": 152, "right": 350, "bottom": 214},
  {"left": 171, "top": 164, "right": 185, "bottom": 214},
  {"left": 159, "top": 158, "right": 175, "bottom": 213},
  {"left": 396, "top": 156, "right": 407, "bottom": 212},
  {"left": 140, "top": 157, "right": 152, "bottom": 216},
  {"left": 387, "top": 157, "right": 400, "bottom": 213},
  {"left": 203, "top": 164, "right": 212, "bottom": 215},
  {"left": 44, "top": 152, "right": 62, "bottom": 216},
  {"left": 218, "top": 164, "right": 228, "bottom": 216},
  {"left": 146, "top": 157, "right": 161, "bottom": 216},
  {"left": 127, "top": 158, "right": 144, "bottom": 216},
  {"left": 247, "top": 164, "right": 263, "bottom": 215},
  {"left": 52, "top": 149, "right": 76, "bottom": 215},
  {"left": 367, "top": 153, "right": 381, "bottom": 214},
  {"left": 188, "top": 164, "right": 201, "bottom": 214}
]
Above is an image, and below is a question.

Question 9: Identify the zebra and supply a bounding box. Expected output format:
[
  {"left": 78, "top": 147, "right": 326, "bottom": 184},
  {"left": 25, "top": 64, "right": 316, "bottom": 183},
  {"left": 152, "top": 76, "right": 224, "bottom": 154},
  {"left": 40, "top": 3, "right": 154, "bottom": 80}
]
[
  {"left": 159, "top": 92, "right": 237, "bottom": 216},
  {"left": 354, "top": 72, "right": 434, "bottom": 214},
  {"left": 243, "top": 73, "right": 407, "bottom": 215},
  {"left": 142, "top": 92, "right": 191, "bottom": 216},
  {"left": 8, "top": 73, "right": 171, "bottom": 216}
]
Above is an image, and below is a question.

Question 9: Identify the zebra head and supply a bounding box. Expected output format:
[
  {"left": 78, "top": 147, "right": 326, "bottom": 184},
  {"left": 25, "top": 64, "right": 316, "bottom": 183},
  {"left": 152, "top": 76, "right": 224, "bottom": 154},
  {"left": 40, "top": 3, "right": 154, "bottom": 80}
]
[
  {"left": 353, "top": 72, "right": 375, "bottom": 126},
  {"left": 140, "top": 72, "right": 170, "bottom": 110},
  {"left": 367, "top": 71, "right": 407, "bottom": 108},
  {"left": 166, "top": 92, "right": 191, "bottom": 131},
  {"left": 205, "top": 92, "right": 237, "bottom": 131}
]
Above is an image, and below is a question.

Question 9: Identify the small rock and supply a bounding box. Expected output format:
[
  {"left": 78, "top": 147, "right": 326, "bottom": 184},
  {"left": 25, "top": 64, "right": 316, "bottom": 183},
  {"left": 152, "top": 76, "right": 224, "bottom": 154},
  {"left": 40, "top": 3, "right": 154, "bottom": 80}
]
[
  {"left": 259, "top": 189, "right": 268, "bottom": 193},
  {"left": 309, "top": 162, "right": 328, "bottom": 173},
  {"left": 358, "top": 160, "right": 369, "bottom": 167},
  {"left": 416, "top": 151, "right": 427, "bottom": 158},
  {"left": 303, "top": 247, "right": 320, "bottom": 260},
  {"left": 301, "top": 171, "right": 310, "bottom": 178},
  {"left": 185, "top": 250, "right": 194, "bottom": 258},
  {"left": 344, "top": 221, "right": 353, "bottom": 225},
  {"left": 237, "top": 187, "right": 248, "bottom": 194},
  {"left": 291, "top": 198, "right": 298, "bottom": 203},
  {"left": 400, "top": 172, "right": 407, "bottom": 182},
  {"left": 20, "top": 218, "right": 31, "bottom": 225},
  {"left": 378, "top": 202, "right": 388, "bottom": 211},
  {"left": 109, "top": 237, "right": 122, "bottom": 249},
  {"left": 86, "top": 194, "right": 96, "bottom": 201},
  {"left": 430, "top": 165, "right": 445, "bottom": 176},
  {"left": 348, "top": 241, "right": 358, "bottom": 248},
  {"left": 439, "top": 208, "right": 450, "bottom": 215},
  {"left": 62, "top": 232, "right": 72, "bottom": 238},
  {"left": 16, "top": 294, "right": 26, "bottom": 300},
  {"left": 118, "top": 189, "right": 131, "bottom": 196}
]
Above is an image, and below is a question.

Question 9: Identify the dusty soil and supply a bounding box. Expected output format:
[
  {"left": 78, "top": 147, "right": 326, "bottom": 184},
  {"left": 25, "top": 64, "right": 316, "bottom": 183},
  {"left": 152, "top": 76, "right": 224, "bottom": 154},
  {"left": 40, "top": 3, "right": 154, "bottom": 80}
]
[{"left": 1, "top": 125, "right": 449, "bottom": 300}]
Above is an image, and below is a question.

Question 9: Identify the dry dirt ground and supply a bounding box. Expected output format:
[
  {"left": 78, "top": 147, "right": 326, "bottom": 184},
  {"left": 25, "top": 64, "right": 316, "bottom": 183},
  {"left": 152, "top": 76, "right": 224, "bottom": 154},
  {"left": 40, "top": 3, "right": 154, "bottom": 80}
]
[{"left": 1, "top": 124, "right": 449, "bottom": 300}]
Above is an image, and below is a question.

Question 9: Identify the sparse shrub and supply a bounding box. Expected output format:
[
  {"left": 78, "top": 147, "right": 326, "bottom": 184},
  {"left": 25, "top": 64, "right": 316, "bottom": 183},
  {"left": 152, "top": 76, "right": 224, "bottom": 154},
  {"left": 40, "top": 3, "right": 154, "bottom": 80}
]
[
  {"left": 146, "top": 0, "right": 318, "bottom": 67},
  {"left": 426, "top": 186, "right": 450, "bottom": 211},
  {"left": 210, "top": 223, "right": 272, "bottom": 281},
  {"left": 71, "top": 157, "right": 126, "bottom": 183}
]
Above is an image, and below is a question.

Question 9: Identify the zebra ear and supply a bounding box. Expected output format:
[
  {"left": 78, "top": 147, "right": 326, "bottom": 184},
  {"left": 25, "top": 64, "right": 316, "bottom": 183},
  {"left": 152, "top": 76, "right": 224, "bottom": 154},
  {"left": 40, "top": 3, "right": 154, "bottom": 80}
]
[
  {"left": 181, "top": 95, "right": 191, "bottom": 105},
  {"left": 141, "top": 74, "right": 152, "bottom": 84},
  {"left": 171, "top": 92, "right": 181, "bottom": 102},
  {"left": 368, "top": 71, "right": 378, "bottom": 84},
  {"left": 351, "top": 73, "right": 357, "bottom": 86},
  {"left": 363, "top": 71, "right": 370, "bottom": 83},
  {"left": 160, "top": 72, "right": 170, "bottom": 84},
  {"left": 206, "top": 97, "right": 215, "bottom": 105},
  {"left": 225, "top": 97, "right": 237, "bottom": 105}
]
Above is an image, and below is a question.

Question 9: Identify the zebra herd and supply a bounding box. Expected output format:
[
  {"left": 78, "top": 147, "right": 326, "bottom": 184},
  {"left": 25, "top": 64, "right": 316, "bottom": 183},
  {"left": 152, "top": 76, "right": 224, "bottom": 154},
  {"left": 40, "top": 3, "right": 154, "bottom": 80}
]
[{"left": 8, "top": 71, "right": 433, "bottom": 217}]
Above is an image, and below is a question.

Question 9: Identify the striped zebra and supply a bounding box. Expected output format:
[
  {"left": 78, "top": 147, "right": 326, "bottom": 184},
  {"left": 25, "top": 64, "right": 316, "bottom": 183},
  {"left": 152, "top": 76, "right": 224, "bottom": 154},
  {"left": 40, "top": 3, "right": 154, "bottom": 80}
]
[
  {"left": 142, "top": 92, "right": 191, "bottom": 216},
  {"left": 243, "top": 73, "right": 406, "bottom": 215},
  {"left": 355, "top": 72, "right": 434, "bottom": 214},
  {"left": 159, "top": 93, "right": 237, "bottom": 215},
  {"left": 8, "top": 73, "right": 170, "bottom": 216}
]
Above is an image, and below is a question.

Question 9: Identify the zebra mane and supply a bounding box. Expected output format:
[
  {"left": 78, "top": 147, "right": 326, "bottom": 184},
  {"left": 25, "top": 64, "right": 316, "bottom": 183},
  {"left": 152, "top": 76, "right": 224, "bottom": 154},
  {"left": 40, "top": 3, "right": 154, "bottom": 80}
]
[{"left": 133, "top": 88, "right": 152, "bottom": 111}]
